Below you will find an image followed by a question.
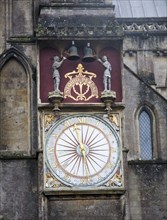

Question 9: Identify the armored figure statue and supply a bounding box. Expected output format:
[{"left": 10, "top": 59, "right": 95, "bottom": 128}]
[
  {"left": 52, "top": 56, "right": 66, "bottom": 91},
  {"left": 98, "top": 56, "right": 112, "bottom": 91}
]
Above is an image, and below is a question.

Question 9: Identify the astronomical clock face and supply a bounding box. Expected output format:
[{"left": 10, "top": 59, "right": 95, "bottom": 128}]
[{"left": 45, "top": 115, "right": 121, "bottom": 187}]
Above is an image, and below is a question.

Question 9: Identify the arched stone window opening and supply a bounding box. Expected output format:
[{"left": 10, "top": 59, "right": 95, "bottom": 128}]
[{"left": 139, "top": 109, "right": 153, "bottom": 160}]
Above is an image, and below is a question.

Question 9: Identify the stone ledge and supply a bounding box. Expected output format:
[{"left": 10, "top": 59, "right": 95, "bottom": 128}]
[
  {"left": 8, "top": 36, "right": 36, "bottom": 43},
  {"left": 128, "top": 159, "right": 167, "bottom": 165},
  {"left": 44, "top": 188, "right": 126, "bottom": 196},
  {"left": 0, "top": 150, "right": 37, "bottom": 159}
]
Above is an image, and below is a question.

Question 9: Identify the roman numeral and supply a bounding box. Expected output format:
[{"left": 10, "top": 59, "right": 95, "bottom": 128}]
[{"left": 78, "top": 117, "right": 86, "bottom": 123}]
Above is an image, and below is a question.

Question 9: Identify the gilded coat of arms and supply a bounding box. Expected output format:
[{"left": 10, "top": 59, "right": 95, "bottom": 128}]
[{"left": 64, "top": 64, "right": 99, "bottom": 101}]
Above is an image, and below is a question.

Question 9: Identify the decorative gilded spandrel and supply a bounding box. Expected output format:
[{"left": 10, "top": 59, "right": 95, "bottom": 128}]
[
  {"left": 103, "top": 163, "right": 123, "bottom": 187},
  {"left": 45, "top": 167, "right": 65, "bottom": 189},
  {"left": 44, "top": 114, "right": 55, "bottom": 131},
  {"left": 109, "top": 113, "right": 120, "bottom": 131},
  {"left": 64, "top": 64, "right": 99, "bottom": 101}
]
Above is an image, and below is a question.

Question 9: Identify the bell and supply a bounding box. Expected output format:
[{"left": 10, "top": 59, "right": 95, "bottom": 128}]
[
  {"left": 67, "top": 41, "right": 80, "bottom": 61},
  {"left": 82, "top": 43, "right": 96, "bottom": 62}
]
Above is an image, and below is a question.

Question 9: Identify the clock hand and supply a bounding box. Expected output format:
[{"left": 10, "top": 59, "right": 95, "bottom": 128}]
[
  {"left": 73, "top": 123, "right": 85, "bottom": 154},
  {"left": 73, "top": 124, "right": 89, "bottom": 178},
  {"left": 83, "top": 153, "right": 89, "bottom": 179}
]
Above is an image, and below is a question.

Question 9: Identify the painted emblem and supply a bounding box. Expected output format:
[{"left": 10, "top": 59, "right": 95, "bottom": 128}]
[{"left": 64, "top": 64, "right": 98, "bottom": 101}]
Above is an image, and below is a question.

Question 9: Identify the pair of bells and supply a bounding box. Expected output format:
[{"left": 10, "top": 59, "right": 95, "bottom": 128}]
[{"left": 67, "top": 42, "right": 96, "bottom": 62}]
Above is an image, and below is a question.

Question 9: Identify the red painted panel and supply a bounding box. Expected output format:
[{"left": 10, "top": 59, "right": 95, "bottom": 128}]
[
  {"left": 40, "top": 47, "right": 122, "bottom": 103},
  {"left": 99, "top": 47, "right": 122, "bottom": 102},
  {"left": 40, "top": 48, "right": 59, "bottom": 102}
]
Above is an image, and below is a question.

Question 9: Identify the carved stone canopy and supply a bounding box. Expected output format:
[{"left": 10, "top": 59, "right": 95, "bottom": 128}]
[{"left": 36, "top": 4, "right": 123, "bottom": 39}]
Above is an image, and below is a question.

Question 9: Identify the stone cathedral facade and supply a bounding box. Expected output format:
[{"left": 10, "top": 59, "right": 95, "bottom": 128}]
[{"left": 0, "top": 0, "right": 167, "bottom": 220}]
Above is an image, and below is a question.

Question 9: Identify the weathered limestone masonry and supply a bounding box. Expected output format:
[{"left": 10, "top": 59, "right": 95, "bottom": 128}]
[
  {"left": 0, "top": 1, "right": 38, "bottom": 219},
  {"left": 121, "top": 18, "right": 167, "bottom": 219},
  {"left": 0, "top": 0, "right": 167, "bottom": 220}
]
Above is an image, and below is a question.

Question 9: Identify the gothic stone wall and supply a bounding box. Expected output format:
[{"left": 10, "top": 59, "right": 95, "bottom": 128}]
[
  {"left": 128, "top": 163, "right": 167, "bottom": 220},
  {"left": 0, "top": 160, "right": 38, "bottom": 220},
  {"left": 0, "top": 1, "right": 38, "bottom": 220},
  {"left": 47, "top": 196, "right": 124, "bottom": 220},
  {"left": 123, "top": 35, "right": 167, "bottom": 220}
]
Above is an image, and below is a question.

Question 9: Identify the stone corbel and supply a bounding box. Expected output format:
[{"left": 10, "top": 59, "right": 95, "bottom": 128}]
[
  {"left": 101, "top": 90, "right": 116, "bottom": 114},
  {"left": 48, "top": 91, "right": 64, "bottom": 112}
]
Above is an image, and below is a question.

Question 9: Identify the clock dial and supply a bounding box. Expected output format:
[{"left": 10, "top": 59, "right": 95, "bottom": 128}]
[{"left": 45, "top": 115, "right": 120, "bottom": 187}]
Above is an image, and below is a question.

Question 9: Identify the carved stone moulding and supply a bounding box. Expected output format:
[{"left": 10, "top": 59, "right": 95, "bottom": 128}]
[
  {"left": 36, "top": 6, "right": 123, "bottom": 39},
  {"left": 123, "top": 50, "right": 137, "bottom": 57},
  {"left": 120, "top": 18, "right": 167, "bottom": 36},
  {"left": 50, "top": 0, "right": 105, "bottom": 5},
  {"left": 123, "top": 50, "right": 167, "bottom": 57},
  {"left": 153, "top": 50, "right": 167, "bottom": 57}
]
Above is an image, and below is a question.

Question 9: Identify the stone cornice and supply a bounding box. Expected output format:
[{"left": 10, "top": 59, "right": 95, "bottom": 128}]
[
  {"left": 36, "top": 11, "right": 166, "bottom": 39},
  {"left": 35, "top": 4, "right": 123, "bottom": 39},
  {"left": 36, "top": 21, "right": 123, "bottom": 39},
  {"left": 41, "top": 0, "right": 113, "bottom": 7},
  {"left": 118, "top": 18, "right": 167, "bottom": 36}
]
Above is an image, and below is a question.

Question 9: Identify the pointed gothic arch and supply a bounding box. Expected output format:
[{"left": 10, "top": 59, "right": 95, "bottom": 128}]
[{"left": 0, "top": 47, "right": 37, "bottom": 155}]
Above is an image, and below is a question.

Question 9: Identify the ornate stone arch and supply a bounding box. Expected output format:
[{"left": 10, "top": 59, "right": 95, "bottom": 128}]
[
  {"left": 134, "top": 103, "right": 158, "bottom": 160},
  {"left": 0, "top": 47, "right": 37, "bottom": 156}
]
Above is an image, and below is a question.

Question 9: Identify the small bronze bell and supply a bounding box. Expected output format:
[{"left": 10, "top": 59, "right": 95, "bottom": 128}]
[
  {"left": 67, "top": 41, "right": 80, "bottom": 61},
  {"left": 82, "top": 43, "right": 96, "bottom": 62}
]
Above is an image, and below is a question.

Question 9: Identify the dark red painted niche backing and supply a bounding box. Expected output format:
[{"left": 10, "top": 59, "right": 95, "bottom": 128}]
[{"left": 40, "top": 47, "right": 122, "bottom": 103}]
